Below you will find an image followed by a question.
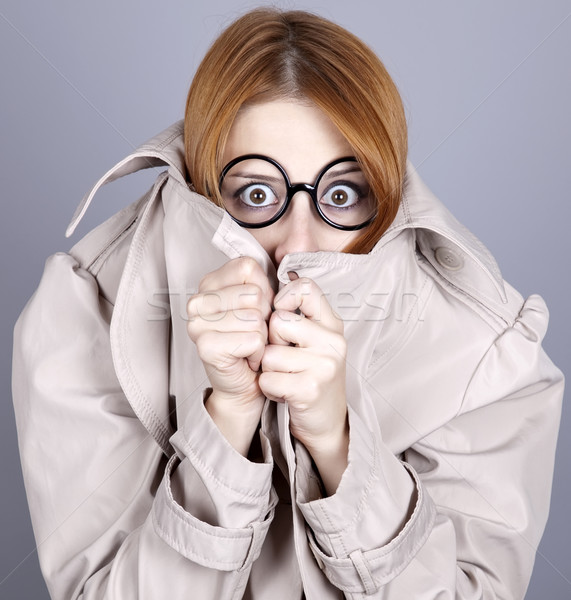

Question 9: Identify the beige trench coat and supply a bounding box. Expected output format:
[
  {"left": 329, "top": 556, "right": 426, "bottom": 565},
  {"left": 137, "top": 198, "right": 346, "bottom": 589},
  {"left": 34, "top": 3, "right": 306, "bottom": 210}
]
[{"left": 13, "top": 122, "right": 563, "bottom": 599}]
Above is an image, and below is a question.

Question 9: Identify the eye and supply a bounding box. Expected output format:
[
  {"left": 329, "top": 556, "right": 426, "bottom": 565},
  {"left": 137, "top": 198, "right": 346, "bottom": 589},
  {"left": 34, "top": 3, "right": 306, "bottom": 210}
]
[
  {"left": 239, "top": 183, "right": 280, "bottom": 208},
  {"left": 320, "top": 183, "right": 361, "bottom": 209}
]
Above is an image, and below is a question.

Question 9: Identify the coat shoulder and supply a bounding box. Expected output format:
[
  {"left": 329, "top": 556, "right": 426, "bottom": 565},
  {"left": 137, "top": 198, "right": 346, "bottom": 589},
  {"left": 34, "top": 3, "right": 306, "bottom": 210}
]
[
  {"left": 68, "top": 190, "right": 151, "bottom": 306},
  {"left": 413, "top": 239, "right": 525, "bottom": 334},
  {"left": 390, "top": 163, "right": 527, "bottom": 331}
]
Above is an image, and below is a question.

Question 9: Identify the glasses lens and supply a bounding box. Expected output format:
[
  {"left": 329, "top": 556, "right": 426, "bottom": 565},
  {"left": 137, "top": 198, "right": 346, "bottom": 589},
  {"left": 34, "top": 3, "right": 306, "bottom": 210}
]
[
  {"left": 316, "top": 161, "right": 376, "bottom": 228},
  {"left": 219, "top": 158, "right": 287, "bottom": 225}
]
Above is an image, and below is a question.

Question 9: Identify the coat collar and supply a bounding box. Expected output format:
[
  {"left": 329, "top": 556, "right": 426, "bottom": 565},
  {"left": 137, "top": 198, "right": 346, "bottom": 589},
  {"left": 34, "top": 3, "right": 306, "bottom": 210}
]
[
  {"left": 67, "top": 120, "right": 506, "bottom": 302},
  {"left": 67, "top": 121, "right": 510, "bottom": 454},
  {"left": 66, "top": 121, "right": 189, "bottom": 238},
  {"left": 384, "top": 163, "right": 506, "bottom": 302}
]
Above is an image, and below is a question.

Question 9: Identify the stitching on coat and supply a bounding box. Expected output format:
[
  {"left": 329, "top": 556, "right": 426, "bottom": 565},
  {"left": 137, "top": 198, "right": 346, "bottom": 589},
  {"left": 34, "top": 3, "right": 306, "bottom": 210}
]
[
  {"left": 152, "top": 508, "right": 250, "bottom": 568},
  {"left": 113, "top": 174, "right": 172, "bottom": 453},
  {"left": 313, "top": 468, "right": 436, "bottom": 592},
  {"left": 368, "top": 270, "right": 432, "bottom": 371},
  {"left": 151, "top": 463, "right": 275, "bottom": 570},
  {"left": 416, "top": 252, "right": 510, "bottom": 333},
  {"left": 179, "top": 432, "right": 273, "bottom": 500},
  {"left": 88, "top": 219, "right": 138, "bottom": 278},
  {"left": 311, "top": 428, "right": 380, "bottom": 539}
]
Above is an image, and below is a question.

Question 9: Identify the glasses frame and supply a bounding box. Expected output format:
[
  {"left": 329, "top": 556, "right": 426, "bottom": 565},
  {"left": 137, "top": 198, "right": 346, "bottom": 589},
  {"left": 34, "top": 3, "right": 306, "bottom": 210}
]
[{"left": 218, "top": 154, "right": 377, "bottom": 230}]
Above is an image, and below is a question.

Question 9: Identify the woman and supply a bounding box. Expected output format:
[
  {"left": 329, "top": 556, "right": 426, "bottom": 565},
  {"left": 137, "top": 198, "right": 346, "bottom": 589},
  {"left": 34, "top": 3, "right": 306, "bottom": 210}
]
[{"left": 12, "top": 8, "right": 563, "bottom": 600}]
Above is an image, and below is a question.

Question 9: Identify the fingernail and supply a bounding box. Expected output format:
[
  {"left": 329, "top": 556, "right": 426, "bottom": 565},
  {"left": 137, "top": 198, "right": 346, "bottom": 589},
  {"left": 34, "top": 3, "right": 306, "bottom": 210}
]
[{"left": 288, "top": 271, "right": 299, "bottom": 281}]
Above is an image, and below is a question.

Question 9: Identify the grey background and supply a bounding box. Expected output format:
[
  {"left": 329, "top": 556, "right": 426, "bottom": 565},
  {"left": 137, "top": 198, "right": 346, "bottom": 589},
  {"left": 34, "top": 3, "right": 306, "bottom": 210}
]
[{"left": 1, "top": 1, "right": 569, "bottom": 598}]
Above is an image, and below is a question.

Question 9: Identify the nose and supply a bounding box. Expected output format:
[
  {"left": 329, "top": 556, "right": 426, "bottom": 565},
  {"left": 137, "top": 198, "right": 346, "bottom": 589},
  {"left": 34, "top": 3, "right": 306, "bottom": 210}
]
[{"left": 273, "top": 193, "right": 320, "bottom": 266}]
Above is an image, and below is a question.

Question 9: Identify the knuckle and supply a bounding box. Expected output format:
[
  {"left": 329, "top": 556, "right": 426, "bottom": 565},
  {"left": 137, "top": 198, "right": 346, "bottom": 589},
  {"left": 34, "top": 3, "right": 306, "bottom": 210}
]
[
  {"left": 254, "top": 330, "right": 267, "bottom": 352},
  {"left": 334, "top": 335, "right": 347, "bottom": 356},
  {"left": 186, "top": 294, "right": 200, "bottom": 318},
  {"left": 237, "top": 256, "right": 258, "bottom": 280},
  {"left": 194, "top": 332, "right": 215, "bottom": 363},
  {"left": 321, "top": 356, "right": 338, "bottom": 380},
  {"left": 186, "top": 318, "right": 203, "bottom": 341},
  {"left": 306, "top": 377, "right": 320, "bottom": 401},
  {"left": 197, "top": 273, "right": 212, "bottom": 293}
]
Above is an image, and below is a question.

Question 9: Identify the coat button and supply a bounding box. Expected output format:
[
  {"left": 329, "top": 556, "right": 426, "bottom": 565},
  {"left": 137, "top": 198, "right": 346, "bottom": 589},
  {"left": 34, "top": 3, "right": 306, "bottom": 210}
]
[{"left": 434, "top": 246, "right": 464, "bottom": 271}]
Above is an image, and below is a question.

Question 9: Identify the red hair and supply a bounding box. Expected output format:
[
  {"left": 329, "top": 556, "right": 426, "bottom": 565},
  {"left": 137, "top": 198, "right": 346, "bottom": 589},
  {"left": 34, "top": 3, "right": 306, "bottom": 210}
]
[{"left": 184, "top": 8, "right": 408, "bottom": 253}]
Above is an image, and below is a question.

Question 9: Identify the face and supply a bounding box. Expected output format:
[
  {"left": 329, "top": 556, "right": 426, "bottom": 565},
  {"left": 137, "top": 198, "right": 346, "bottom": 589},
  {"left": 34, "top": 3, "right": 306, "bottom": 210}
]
[{"left": 221, "top": 100, "right": 364, "bottom": 268}]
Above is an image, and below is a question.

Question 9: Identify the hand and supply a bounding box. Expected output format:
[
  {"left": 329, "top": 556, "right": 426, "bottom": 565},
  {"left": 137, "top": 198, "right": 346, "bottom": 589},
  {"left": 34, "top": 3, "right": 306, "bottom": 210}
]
[
  {"left": 259, "top": 276, "right": 349, "bottom": 494},
  {"left": 186, "top": 257, "right": 274, "bottom": 455}
]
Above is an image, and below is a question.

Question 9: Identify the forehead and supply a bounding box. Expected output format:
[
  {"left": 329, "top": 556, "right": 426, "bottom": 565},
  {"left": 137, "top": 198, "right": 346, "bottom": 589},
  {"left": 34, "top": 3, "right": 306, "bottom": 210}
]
[{"left": 222, "top": 100, "right": 353, "bottom": 181}]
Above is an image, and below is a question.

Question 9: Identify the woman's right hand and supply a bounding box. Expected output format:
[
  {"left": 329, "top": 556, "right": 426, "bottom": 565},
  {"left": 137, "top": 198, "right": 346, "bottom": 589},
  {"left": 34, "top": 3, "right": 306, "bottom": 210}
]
[{"left": 186, "top": 257, "right": 274, "bottom": 455}]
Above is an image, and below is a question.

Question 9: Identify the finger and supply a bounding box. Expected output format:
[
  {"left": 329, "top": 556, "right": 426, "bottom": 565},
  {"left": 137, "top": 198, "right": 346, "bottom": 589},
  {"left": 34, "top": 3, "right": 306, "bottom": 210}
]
[
  {"left": 187, "top": 308, "right": 268, "bottom": 339},
  {"left": 268, "top": 309, "right": 346, "bottom": 353},
  {"left": 260, "top": 369, "right": 340, "bottom": 405},
  {"left": 267, "top": 308, "right": 303, "bottom": 346},
  {"left": 196, "top": 330, "right": 266, "bottom": 372},
  {"left": 199, "top": 257, "right": 274, "bottom": 306},
  {"left": 258, "top": 371, "right": 296, "bottom": 402},
  {"left": 274, "top": 277, "right": 342, "bottom": 333},
  {"left": 262, "top": 344, "right": 308, "bottom": 373},
  {"left": 187, "top": 284, "right": 272, "bottom": 321}
]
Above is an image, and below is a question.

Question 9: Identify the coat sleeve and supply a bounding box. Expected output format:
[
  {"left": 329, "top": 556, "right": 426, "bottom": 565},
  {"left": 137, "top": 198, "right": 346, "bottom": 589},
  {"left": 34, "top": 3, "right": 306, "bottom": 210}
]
[
  {"left": 12, "top": 252, "right": 276, "bottom": 600},
  {"left": 294, "top": 294, "right": 564, "bottom": 599}
]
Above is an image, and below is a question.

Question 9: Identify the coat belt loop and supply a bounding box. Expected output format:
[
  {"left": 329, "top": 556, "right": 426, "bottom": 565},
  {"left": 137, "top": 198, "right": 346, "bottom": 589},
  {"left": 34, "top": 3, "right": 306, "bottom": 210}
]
[{"left": 349, "top": 549, "right": 376, "bottom": 595}]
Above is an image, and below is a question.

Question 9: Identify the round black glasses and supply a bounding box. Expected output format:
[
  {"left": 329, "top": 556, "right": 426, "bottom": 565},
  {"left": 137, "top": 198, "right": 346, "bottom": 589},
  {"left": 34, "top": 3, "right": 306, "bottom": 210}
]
[{"left": 218, "top": 155, "right": 377, "bottom": 230}]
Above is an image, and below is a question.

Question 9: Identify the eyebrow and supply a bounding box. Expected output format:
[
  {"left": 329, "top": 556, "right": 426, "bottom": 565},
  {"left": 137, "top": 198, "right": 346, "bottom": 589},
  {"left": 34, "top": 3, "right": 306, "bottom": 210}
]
[
  {"left": 227, "top": 164, "right": 362, "bottom": 184},
  {"left": 224, "top": 172, "right": 284, "bottom": 184},
  {"left": 320, "top": 165, "right": 363, "bottom": 181}
]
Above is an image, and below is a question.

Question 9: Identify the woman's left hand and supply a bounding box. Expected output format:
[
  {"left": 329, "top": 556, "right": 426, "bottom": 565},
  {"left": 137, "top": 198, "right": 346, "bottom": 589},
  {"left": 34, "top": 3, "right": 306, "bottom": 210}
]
[{"left": 259, "top": 276, "right": 349, "bottom": 495}]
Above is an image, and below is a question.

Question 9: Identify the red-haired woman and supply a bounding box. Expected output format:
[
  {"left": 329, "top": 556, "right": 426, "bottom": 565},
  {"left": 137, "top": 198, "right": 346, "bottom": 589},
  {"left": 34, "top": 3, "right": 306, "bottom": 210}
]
[{"left": 13, "top": 8, "right": 563, "bottom": 600}]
